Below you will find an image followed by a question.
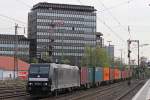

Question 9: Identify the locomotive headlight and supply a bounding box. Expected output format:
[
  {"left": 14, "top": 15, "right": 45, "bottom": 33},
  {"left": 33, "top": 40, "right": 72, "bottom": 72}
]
[
  {"left": 29, "top": 82, "right": 32, "bottom": 85},
  {"left": 44, "top": 83, "right": 47, "bottom": 86}
]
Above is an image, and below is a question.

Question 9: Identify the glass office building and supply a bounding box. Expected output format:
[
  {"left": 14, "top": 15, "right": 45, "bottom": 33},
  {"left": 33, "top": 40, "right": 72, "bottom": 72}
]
[
  {"left": 28, "top": 2, "right": 97, "bottom": 65},
  {"left": 0, "top": 34, "right": 30, "bottom": 62}
]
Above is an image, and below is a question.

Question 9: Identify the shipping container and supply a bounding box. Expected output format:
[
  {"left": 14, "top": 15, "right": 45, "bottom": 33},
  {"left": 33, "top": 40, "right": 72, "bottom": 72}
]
[
  {"left": 109, "top": 68, "right": 114, "bottom": 81},
  {"left": 80, "top": 67, "right": 88, "bottom": 85},
  {"left": 114, "top": 68, "right": 119, "bottom": 80},
  {"left": 126, "top": 70, "right": 129, "bottom": 78},
  {"left": 122, "top": 70, "right": 127, "bottom": 79},
  {"left": 95, "top": 67, "right": 103, "bottom": 83},
  {"left": 103, "top": 67, "right": 110, "bottom": 81},
  {"left": 88, "top": 67, "right": 94, "bottom": 84},
  {"left": 118, "top": 70, "right": 121, "bottom": 79},
  {"left": 121, "top": 70, "right": 125, "bottom": 79}
]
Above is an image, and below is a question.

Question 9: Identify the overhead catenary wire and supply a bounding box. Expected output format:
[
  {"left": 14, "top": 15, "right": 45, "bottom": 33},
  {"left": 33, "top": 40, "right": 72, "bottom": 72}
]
[
  {"left": 0, "top": 1, "right": 32, "bottom": 35},
  {"left": 97, "top": 17, "right": 126, "bottom": 43},
  {"left": 0, "top": 0, "right": 31, "bottom": 26},
  {"left": 76, "top": 0, "right": 139, "bottom": 61},
  {"left": 127, "top": 0, "right": 132, "bottom": 40},
  {"left": 76, "top": 0, "right": 82, "bottom": 5},
  {"left": 77, "top": 0, "right": 126, "bottom": 43},
  {"left": 76, "top": 0, "right": 131, "bottom": 57},
  {"left": 0, "top": 0, "right": 32, "bottom": 25},
  {"left": 96, "top": 0, "right": 136, "bottom": 58},
  {"left": 15, "top": 0, "right": 32, "bottom": 8},
  {"left": 97, "top": 0, "right": 129, "bottom": 34},
  {"left": 78, "top": 0, "right": 133, "bottom": 41},
  {"left": 100, "top": 0, "right": 135, "bottom": 12},
  {"left": 96, "top": 0, "right": 134, "bottom": 43},
  {"left": 0, "top": 14, "right": 26, "bottom": 25}
]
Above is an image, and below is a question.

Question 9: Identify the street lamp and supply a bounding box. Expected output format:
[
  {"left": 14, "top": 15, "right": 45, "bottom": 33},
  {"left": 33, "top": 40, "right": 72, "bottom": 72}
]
[
  {"left": 131, "top": 43, "right": 150, "bottom": 49},
  {"left": 139, "top": 44, "right": 150, "bottom": 57},
  {"left": 140, "top": 44, "right": 150, "bottom": 47},
  {"left": 107, "top": 40, "right": 112, "bottom": 46},
  {"left": 131, "top": 43, "right": 150, "bottom": 56}
]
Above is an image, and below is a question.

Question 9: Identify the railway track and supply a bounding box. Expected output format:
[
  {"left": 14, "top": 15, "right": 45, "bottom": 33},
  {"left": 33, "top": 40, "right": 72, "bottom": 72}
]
[
  {"left": 70, "top": 82, "right": 128, "bottom": 100},
  {"left": 0, "top": 84, "right": 28, "bottom": 99},
  {"left": 69, "top": 80, "right": 145, "bottom": 100},
  {"left": 70, "top": 82, "right": 124, "bottom": 100},
  {"left": 39, "top": 82, "right": 122, "bottom": 100},
  {"left": 0, "top": 91, "right": 27, "bottom": 100},
  {"left": 116, "top": 79, "right": 146, "bottom": 100},
  {"left": 2, "top": 79, "right": 145, "bottom": 100},
  {"left": 41, "top": 80, "right": 139, "bottom": 100}
]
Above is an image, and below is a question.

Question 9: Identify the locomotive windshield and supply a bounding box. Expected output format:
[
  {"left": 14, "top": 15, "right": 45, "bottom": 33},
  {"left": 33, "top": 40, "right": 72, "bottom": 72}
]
[{"left": 29, "top": 64, "right": 49, "bottom": 74}]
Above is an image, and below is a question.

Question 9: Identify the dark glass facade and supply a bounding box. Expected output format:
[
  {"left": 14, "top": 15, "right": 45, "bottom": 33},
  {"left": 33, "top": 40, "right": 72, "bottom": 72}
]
[
  {"left": 105, "top": 45, "right": 114, "bottom": 63},
  {"left": 0, "top": 34, "right": 30, "bottom": 61},
  {"left": 28, "top": 2, "right": 97, "bottom": 65}
]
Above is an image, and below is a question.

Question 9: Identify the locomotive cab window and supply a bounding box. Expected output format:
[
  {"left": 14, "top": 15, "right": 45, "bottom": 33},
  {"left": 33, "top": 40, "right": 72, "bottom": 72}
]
[
  {"left": 29, "top": 64, "right": 50, "bottom": 74},
  {"left": 29, "top": 66, "right": 39, "bottom": 74},
  {"left": 39, "top": 67, "right": 49, "bottom": 74}
]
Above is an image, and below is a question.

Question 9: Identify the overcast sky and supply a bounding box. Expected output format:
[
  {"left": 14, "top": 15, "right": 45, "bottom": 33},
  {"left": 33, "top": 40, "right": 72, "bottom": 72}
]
[{"left": 0, "top": 0, "right": 150, "bottom": 63}]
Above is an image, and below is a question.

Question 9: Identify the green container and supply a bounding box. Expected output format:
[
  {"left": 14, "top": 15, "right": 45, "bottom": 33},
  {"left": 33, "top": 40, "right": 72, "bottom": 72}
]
[{"left": 88, "top": 67, "right": 94, "bottom": 84}]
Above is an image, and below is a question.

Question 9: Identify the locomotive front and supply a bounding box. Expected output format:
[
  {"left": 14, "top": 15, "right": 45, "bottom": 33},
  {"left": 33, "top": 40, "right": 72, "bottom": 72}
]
[{"left": 27, "top": 63, "right": 51, "bottom": 95}]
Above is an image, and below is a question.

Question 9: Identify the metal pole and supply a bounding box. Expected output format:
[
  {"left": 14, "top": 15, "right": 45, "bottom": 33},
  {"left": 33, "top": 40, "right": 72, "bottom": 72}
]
[
  {"left": 127, "top": 40, "right": 131, "bottom": 70},
  {"left": 127, "top": 40, "right": 131, "bottom": 85},
  {"left": 14, "top": 24, "right": 18, "bottom": 79},
  {"left": 137, "top": 40, "right": 140, "bottom": 79},
  {"left": 120, "top": 49, "right": 123, "bottom": 67},
  {"left": 138, "top": 40, "right": 140, "bottom": 68},
  {"left": 14, "top": 25, "right": 16, "bottom": 79}
]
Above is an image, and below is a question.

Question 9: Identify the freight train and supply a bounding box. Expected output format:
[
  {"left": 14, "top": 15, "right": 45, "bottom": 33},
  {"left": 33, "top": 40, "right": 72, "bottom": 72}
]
[{"left": 26, "top": 63, "right": 132, "bottom": 96}]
